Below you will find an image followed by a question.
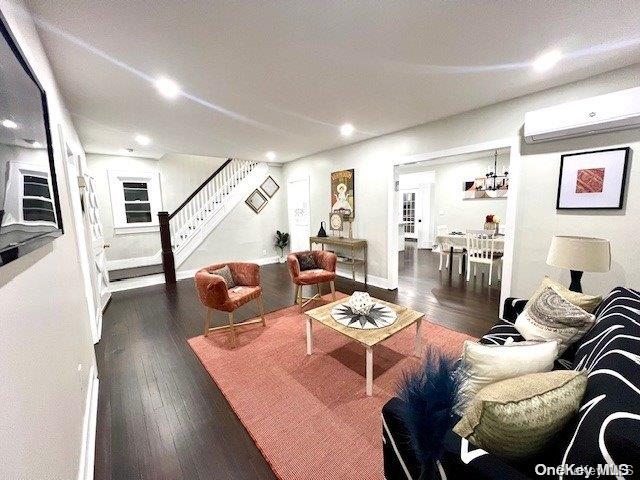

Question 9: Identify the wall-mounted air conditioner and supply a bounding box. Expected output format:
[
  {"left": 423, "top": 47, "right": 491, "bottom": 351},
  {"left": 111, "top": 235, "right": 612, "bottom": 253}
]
[{"left": 524, "top": 86, "right": 640, "bottom": 143}]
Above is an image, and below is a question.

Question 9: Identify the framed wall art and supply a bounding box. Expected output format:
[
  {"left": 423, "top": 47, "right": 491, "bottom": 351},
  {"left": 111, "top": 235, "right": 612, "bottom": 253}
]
[
  {"left": 245, "top": 188, "right": 268, "bottom": 214},
  {"left": 260, "top": 175, "right": 279, "bottom": 198},
  {"left": 557, "top": 147, "right": 630, "bottom": 210},
  {"left": 330, "top": 169, "right": 354, "bottom": 219}
]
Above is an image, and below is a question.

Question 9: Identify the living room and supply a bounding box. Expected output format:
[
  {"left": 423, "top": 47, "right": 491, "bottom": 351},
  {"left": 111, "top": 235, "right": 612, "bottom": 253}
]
[{"left": 2, "top": 1, "right": 640, "bottom": 479}]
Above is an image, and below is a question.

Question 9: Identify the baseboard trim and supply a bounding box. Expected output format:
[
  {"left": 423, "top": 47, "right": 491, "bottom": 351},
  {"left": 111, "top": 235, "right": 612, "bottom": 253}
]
[
  {"left": 77, "top": 365, "right": 99, "bottom": 480},
  {"left": 335, "top": 269, "right": 393, "bottom": 290},
  {"left": 106, "top": 253, "right": 161, "bottom": 271}
]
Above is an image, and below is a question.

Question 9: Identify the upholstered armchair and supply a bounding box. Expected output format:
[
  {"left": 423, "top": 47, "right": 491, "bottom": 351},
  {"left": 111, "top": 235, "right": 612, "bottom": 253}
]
[
  {"left": 287, "top": 250, "right": 337, "bottom": 307},
  {"left": 194, "top": 262, "right": 266, "bottom": 347}
]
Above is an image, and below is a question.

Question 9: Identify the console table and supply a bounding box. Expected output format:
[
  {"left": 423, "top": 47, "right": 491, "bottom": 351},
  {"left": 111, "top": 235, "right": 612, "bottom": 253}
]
[{"left": 309, "top": 236, "right": 368, "bottom": 287}]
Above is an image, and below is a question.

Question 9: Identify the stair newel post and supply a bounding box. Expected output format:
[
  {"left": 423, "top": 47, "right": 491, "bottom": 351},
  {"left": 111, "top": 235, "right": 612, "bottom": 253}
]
[{"left": 158, "top": 211, "right": 177, "bottom": 285}]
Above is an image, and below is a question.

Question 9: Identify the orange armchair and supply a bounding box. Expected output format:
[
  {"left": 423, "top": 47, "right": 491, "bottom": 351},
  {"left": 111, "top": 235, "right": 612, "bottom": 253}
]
[
  {"left": 287, "top": 250, "right": 337, "bottom": 307},
  {"left": 195, "top": 262, "right": 266, "bottom": 347}
]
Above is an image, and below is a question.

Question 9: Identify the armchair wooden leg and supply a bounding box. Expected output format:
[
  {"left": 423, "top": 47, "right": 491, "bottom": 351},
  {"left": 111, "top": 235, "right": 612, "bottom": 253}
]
[
  {"left": 294, "top": 284, "right": 300, "bottom": 306},
  {"left": 228, "top": 311, "right": 237, "bottom": 348},
  {"left": 330, "top": 280, "right": 336, "bottom": 300},
  {"left": 316, "top": 283, "right": 321, "bottom": 297},
  {"left": 257, "top": 296, "right": 266, "bottom": 326},
  {"left": 204, "top": 308, "right": 212, "bottom": 336}
]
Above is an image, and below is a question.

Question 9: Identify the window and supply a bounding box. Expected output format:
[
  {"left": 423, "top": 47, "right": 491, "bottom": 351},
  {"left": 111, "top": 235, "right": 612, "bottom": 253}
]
[
  {"left": 108, "top": 170, "right": 162, "bottom": 234},
  {"left": 22, "top": 174, "right": 55, "bottom": 222},
  {"left": 122, "top": 181, "right": 152, "bottom": 223}
]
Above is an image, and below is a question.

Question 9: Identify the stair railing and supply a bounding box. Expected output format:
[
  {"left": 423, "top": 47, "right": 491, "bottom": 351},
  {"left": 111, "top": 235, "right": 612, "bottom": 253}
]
[{"left": 159, "top": 158, "right": 257, "bottom": 284}]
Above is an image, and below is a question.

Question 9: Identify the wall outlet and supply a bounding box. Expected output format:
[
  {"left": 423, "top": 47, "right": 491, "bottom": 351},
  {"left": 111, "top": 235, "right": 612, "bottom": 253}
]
[{"left": 262, "top": 249, "right": 267, "bottom": 256}]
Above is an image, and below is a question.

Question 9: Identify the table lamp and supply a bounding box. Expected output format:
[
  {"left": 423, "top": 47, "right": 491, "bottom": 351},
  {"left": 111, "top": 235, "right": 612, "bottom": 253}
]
[{"left": 546, "top": 236, "right": 611, "bottom": 293}]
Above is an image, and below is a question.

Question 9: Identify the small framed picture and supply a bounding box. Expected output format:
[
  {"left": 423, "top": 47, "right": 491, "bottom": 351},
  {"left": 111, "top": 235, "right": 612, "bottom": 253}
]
[
  {"left": 245, "top": 188, "right": 268, "bottom": 213},
  {"left": 260, "top": 175, "right": 280, "bottom": 198},
  {"left": 557, "top": 147, "right": 630, "bottom": 210}
]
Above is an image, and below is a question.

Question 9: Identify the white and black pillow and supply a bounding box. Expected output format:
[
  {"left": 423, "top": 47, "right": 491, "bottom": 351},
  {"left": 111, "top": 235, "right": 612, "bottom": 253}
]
[{"left": 515, "top": 287, "right": 595, "bottom": 354}]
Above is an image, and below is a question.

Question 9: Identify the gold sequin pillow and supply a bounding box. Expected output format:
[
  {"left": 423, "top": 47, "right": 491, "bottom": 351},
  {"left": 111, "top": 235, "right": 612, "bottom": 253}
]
[{"left": 453, "top": 370, "right": 587, "bottom": 461}]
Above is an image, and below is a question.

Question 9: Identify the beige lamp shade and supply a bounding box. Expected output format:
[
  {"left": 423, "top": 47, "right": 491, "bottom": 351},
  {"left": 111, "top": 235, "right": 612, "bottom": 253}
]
[{"left": 546, "top": 236, "right": 611, "bottom": 272}]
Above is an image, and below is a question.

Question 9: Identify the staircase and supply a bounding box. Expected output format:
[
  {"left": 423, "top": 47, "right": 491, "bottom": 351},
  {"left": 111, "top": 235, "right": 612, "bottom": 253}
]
[{"left": 158, "top": 158, "right": 268, "bottom": 283}]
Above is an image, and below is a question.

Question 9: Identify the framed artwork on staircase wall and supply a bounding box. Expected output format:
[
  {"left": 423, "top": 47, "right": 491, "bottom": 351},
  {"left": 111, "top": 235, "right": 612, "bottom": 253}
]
[{"left": 246, "top": 188, "right": 268, "bottom": 214}]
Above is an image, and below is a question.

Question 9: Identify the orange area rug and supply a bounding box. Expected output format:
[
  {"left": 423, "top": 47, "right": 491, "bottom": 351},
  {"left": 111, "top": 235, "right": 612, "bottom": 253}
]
[{"left": 187, "top": 292, "right": 476, "bottom": 479}]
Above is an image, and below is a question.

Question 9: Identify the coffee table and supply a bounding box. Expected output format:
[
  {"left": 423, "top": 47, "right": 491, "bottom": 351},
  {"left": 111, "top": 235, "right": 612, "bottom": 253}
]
[{"left": 304, "top": 296, "right": 424, "bottom": 396}]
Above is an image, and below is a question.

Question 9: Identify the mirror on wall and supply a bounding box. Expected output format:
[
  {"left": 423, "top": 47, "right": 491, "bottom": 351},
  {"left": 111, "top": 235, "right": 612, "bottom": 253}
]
[{"left": 0, "top": 18, "right": 63, "bottom": 266}]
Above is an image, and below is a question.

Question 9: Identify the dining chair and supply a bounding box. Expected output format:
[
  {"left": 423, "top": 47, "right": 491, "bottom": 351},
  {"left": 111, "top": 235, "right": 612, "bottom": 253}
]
[
  {"left": 465, "top": 230, "right": 503, "bottom": 285},
  {"left": 436, "top": 224, "right": 465, "bottom": 274}
]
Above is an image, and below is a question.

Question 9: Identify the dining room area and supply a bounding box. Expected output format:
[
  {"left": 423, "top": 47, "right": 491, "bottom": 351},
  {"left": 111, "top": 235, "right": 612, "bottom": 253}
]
[{"left": 394, "top": 147, "right": 511, "bottom": 325}]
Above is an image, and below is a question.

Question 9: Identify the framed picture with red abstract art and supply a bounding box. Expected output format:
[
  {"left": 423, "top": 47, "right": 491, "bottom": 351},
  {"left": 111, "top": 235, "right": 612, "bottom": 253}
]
[{"left": 556, "top": 147, "right": 630, "bottom": 210}]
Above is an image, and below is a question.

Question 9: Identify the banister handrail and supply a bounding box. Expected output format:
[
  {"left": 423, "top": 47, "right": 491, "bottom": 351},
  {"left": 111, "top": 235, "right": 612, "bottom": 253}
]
[{"left": 168, "top": 158, "right": 232, "bottom": 220}]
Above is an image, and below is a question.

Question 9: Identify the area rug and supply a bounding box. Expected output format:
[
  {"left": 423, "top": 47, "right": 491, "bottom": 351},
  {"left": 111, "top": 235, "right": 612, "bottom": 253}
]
[{"left": 187, "top": 292, "right": 476, "bottom": 479}]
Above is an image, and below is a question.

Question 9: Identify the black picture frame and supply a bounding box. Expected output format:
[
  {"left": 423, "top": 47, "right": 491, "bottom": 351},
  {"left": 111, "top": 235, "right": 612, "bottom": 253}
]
[
  {"left": 0, "top": 17, "right": 63, "bottom": 266},
  {"left": 556, "top": 147, "right": 630, "bottom": 210}
]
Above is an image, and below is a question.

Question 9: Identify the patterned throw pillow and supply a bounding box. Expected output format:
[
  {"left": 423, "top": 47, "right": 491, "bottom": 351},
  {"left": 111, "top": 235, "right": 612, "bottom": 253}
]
[
  {"left": 531, "top": 277, "right": 602, "bottom": 313},
  {"left": 453, "top": 370, "right": 587, "bottom": 461},
  {"left": 209, "top": 265, "right": 236, "bottom": 288},
  {"left": 296, "top": 252, "right": 318, "bottom": 271},
  {"left": 515, "top": 287, "right": 595, "bottom": 354}
]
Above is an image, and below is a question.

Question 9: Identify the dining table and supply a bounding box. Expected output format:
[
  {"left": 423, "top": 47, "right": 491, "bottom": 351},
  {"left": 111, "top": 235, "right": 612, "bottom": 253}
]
[
  {"left": 435, "top": 233, "right": 506, "bottom": 275},
  {"left": 435, "top": 233, "right": 506, "bottom": 251}
]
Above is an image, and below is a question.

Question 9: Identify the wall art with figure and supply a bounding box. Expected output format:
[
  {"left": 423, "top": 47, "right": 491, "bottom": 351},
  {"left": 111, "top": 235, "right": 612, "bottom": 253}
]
[{"left": 331, "top": 169, "right": 354, "bottom": 220}]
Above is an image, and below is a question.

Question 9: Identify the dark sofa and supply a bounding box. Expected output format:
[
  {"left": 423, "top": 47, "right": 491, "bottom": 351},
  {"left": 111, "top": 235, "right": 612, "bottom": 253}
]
[{"left": 382, "top": 287, "right": 640, "bottom": 479}]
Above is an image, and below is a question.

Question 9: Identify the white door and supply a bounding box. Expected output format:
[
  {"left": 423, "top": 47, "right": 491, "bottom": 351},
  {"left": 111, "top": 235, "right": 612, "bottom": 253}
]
[
  {"left": 287, "top": 177, "right": 310, "bottom": 253},
  {"left": 401, "top": 187, "right": 431, "bottom": 248},
  {"left": 401, "top": 189, "right": 419, "bottom": 240},
  {"left": 81, "top": 168, "right": 111, "bottom": 316}
]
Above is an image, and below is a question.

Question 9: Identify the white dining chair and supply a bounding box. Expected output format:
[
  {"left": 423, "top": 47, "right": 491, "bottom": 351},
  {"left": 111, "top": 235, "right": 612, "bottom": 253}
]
[
  {"left": 465, "top": 230, "right": 503, "bottom": 285},
  {"left": 436, "top": 225, "right": 465, "bottom": 274}
]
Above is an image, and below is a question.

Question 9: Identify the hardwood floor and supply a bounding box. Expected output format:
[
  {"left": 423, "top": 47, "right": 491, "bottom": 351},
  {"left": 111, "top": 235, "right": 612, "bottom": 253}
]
[{"left": 94, "top": 245, "right": 499, "bottom": 479}]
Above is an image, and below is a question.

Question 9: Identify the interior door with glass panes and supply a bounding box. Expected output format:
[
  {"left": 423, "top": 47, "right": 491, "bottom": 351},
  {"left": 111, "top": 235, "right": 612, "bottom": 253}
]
[{"left": 401, "top": 189, "right": 418, "bottom": 239}]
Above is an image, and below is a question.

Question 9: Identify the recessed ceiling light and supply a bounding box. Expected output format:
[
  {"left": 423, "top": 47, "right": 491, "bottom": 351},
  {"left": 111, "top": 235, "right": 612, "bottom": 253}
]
[
  {"left": 340, "top": 123, "right": 355, "bottom": 137},
  {"left": 2, "top": 119, "right": 18, "bottom": 129},
  {"left": 135, "top": 134, "right": 151, "bottom": 146},
  {"left": 265, "top": 151, "right": 276, "bottom": 161},
  {"left": 155, "top": 77, "right": 180, "bottom": 99},
  {"left": 532, "top": 49, "right": 562, "bottom": 72},
  {"left": 32, "top": 141, "right": 42, "bottom": 148}
]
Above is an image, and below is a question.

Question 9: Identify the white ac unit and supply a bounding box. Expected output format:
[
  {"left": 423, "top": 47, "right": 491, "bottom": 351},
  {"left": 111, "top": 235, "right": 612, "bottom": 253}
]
[{"left": 524, "top": 86, "right": 640, "bottom": 143}]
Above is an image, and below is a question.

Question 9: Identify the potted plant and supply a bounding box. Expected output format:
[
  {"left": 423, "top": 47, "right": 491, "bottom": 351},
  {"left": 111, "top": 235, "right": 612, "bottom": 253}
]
[{"left": 274, "top": 230, "right": 290, "bottom": 262}]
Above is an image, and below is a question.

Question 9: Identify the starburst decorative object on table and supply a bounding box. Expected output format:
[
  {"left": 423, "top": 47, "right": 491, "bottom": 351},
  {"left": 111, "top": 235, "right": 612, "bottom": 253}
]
[{"left": 331, "top": 303, "right": 397, "bottom": 329}]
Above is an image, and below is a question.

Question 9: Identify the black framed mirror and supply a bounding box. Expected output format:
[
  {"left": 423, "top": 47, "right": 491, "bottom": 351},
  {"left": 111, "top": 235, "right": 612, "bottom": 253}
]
[{"left": 0, "top": 16, "right": 63, "bottom": 266}]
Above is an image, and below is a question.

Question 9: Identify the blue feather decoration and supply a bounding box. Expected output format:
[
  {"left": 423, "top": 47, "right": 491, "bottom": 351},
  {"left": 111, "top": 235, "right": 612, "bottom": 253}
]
[{"left": 397, "top": 347, "right": 464, "bottom": 479}]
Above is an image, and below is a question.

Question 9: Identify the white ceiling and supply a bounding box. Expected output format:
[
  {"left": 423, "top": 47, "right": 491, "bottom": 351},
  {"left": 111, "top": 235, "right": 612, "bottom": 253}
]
[{"left": 24, "top": 0, "right": 640, "bottom": 162}]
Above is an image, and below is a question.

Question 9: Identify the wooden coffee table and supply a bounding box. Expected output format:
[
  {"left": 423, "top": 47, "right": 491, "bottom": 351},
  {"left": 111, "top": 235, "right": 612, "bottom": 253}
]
[{"left": 304, "top": 296, "right": 424, "bottom": 396}]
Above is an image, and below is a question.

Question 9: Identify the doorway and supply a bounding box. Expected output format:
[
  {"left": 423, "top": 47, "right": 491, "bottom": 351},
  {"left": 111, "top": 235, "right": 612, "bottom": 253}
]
[
  {"left": 287, "top": 176, "right": 310, "bottom": 253},
  {"left": 391, "top": 142, "right": 517, "bottom": 325}
]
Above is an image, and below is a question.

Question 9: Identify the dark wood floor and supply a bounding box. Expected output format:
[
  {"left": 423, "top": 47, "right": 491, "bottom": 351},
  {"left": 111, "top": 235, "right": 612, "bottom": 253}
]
[{"left": 94, "top": 245, "right": 499, "bottom": 480}]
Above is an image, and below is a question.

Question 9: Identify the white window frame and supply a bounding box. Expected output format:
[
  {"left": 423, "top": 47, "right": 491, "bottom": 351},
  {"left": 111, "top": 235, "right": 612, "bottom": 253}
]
[
  {"left": 107, "top": 170, "right": 162, "bottom": 234},
  {"left": 2, "top": 161, "right": 57, "bottom": 227}
]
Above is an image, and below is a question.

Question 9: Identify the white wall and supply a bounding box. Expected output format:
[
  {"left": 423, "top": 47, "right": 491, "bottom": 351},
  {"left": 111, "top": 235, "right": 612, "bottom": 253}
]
[
  {"left": 0, "top": 1, "right": 96, "bottom": 479},
  {"left": 86, "top": 152, "right": 227, "bottom": 263},
  {"left": 86, "top": 153, "right": 161, "bottom": 260},
  {"left": 180, "top": 165, "right": 288, "bottom": 270},
  {"left": 283, "top": 63, "right": 640, "bottom": 298}
]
